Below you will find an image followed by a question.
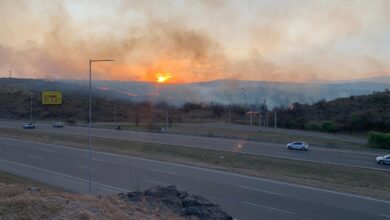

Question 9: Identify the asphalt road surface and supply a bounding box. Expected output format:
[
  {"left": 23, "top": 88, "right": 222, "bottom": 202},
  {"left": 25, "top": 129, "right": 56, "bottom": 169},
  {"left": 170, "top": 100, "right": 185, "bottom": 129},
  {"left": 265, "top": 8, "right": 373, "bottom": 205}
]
[
  {"left": 0, "top": 120, "right": 389, "bottom": 171},
  {"left": 0, "top": 137, "right": 389, "bottom": 220}
]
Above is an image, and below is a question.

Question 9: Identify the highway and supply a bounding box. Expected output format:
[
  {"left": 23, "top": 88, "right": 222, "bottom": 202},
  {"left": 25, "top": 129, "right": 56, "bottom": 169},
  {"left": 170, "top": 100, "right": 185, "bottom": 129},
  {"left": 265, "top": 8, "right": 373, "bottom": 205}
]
[
  {"left": 0, "top": 120, "right": 389, "bottom": 171},
  {"left": 0, "top": 137, "right": 389, "bottom": 220}
]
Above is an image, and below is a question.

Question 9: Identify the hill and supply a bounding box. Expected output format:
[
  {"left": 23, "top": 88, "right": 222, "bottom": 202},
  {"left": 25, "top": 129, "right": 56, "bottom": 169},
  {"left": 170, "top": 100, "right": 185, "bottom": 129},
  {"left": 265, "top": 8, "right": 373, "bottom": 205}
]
[
  {"left": 276, "top": 90, "right": 390, "bottom": 132},
  {"left": 1, "top": 77, "right": 389, "bottom": 108}
]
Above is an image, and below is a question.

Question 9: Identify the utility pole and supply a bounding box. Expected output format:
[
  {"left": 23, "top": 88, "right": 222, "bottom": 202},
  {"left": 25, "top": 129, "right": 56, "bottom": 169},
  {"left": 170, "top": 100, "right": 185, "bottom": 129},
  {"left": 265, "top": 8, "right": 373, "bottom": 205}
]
[
  {"left": 113, "top": 102, "right": 116, "bottom": 125},
  {"left": 274, "top": 110, "right": 277, "bottom": 128},
  {"left": 250, "top": 104, "right": 253, "bottom": 127},
  {"left": 165, "top": 108, "right": 169, "bottom": 131},
  {"left": 228, "top": 106, "right": 231, "bottom": 123},
  {"left": 9, "top": 70, "right": 12, "bottom": 78},
  {"left": 30, "top": 95, "right": 33, "bottom": 122},
  {"left": 241, "top": 88, "right": 248, "bottom": 126}
]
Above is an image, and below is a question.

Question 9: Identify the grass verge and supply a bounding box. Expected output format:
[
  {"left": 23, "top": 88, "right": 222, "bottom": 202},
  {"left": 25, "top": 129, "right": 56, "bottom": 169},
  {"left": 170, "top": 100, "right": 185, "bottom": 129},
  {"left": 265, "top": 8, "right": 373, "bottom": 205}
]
[
  {"left": 0, "top": 127, "right": 389, "bottom": 200},
  {"left": 91, "top": 123, "right": 367, "bottom": 149}
]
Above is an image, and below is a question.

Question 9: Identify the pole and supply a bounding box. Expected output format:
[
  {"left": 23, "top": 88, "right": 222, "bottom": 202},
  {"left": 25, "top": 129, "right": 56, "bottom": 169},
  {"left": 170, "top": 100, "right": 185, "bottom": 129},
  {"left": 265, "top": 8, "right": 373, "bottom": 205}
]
[
  {"left": 9, "top": 70, "right": 11, "bottom": 78},
  {"left": 241, "top": 88, "right": 248, "bottom": 126},
  {"left": 87, "top": 59, "right": 114, "bottom": 195},
  {"left": 250, "top": 104, "right": 253, "bottom": 127},
  {"left": 228, "top": 106, "right": 231, "bottom": 123},
  {"left": 166, "top": 108, "right": 169, "bottom": 131},
  {"left": 88, "top": 60, "right": 92, "bottom": 194},
  {"left": 114, "top": 102, "right": 116, "bottom": 125},
  {"left": 274, "top": 110, "right": 277, "bottom": 128},
  {"left": 30, "top": 95, "right": 33, "bottom": 122}
]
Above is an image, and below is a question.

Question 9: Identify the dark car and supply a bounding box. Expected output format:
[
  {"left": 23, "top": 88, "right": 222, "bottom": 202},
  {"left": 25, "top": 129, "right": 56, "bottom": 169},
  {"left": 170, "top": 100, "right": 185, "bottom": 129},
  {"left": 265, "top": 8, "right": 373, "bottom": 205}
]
[{"left": 52, "top": 122, "right": 64, "bottom": 128}]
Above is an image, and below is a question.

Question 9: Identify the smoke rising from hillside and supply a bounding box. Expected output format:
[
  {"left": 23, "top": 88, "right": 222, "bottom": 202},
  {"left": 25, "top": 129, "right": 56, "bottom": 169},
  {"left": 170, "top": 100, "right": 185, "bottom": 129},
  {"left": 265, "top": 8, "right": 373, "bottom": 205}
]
[{"left": 0, "top": 0, "right": 389, "bottom": 82}]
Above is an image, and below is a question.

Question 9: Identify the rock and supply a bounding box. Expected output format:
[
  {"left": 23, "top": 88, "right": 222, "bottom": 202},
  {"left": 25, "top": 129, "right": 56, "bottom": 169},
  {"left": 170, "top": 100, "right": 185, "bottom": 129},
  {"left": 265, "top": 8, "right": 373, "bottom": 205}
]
[
  {"left": 183, "top": 195, "right": 214, "bottom": 207},
  {"left": 119, "top": 185, "right": 233, "bottom": 220},
  {"left": 119, "top": 191, "right": 142, "bottom": 202}
]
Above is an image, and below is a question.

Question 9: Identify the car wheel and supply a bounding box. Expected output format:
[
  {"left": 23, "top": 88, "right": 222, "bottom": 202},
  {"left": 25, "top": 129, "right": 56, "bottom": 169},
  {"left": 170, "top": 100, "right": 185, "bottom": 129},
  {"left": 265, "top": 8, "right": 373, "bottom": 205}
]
[{"left": 379, "top": 160, "right": 384, "bottom": 164}]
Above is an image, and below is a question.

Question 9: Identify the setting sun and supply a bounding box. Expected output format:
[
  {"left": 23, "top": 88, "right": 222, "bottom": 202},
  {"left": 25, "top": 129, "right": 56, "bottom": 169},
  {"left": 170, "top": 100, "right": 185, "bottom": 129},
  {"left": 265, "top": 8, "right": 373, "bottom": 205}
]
[{"left": 156, "top": 73, "right": 172, "bottom": 83}]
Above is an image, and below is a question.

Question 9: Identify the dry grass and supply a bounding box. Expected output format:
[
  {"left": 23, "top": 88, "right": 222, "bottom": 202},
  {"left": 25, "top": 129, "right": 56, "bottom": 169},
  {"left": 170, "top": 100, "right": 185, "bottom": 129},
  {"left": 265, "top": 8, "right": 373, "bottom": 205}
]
[
  {"left": 167, "top": 124, "right": 366, "bottom": 148},
  {"left": 0, "top": 127, "right": 389, "bottom": 201},
  {"left": 0, "top": 173, "right": 187, "bottom": 220},
  {"left": 91, "top": 122, "right": 367, "bottom": 149}
]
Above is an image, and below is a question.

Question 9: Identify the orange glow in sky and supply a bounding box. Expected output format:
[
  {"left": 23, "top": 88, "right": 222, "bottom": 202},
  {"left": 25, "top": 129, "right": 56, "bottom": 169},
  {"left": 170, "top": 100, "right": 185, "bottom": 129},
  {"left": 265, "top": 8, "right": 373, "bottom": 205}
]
[{"left": 156, "top": 73, "right": 172, "bottom": 83}]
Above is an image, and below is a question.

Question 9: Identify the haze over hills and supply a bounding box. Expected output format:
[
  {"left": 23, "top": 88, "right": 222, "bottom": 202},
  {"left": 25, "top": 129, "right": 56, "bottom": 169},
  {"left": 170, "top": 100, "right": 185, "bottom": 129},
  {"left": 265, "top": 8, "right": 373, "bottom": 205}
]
[{"left": 0, "top": 76, "right": 389, "bottom": 108}]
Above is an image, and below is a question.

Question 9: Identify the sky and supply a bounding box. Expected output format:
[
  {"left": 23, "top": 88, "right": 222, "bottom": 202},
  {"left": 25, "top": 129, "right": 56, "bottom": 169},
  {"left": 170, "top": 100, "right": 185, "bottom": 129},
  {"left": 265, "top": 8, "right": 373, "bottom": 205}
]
[{"left": 0, "top": 0, "right": 389, "bottom": 83}]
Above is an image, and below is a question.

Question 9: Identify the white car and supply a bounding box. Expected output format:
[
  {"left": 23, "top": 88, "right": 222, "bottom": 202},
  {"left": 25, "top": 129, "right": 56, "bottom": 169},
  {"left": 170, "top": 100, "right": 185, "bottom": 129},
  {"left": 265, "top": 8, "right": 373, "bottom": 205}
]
[
  {"left": 23, "top": 122, "right": 35, "bottom": 129},
  {"left": 287, "top": 142, "right": 309, "bottom": 151},
  {"left": 376, "top": 155, "right": 390, "bottom": 165}
]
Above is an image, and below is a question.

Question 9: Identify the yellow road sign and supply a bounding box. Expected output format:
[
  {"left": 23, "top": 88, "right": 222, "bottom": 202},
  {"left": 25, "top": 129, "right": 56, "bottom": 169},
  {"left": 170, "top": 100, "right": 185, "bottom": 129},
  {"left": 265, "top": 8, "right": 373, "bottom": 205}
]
[{"left": 42, "top": 91, "right": 62, "bottom": 105}]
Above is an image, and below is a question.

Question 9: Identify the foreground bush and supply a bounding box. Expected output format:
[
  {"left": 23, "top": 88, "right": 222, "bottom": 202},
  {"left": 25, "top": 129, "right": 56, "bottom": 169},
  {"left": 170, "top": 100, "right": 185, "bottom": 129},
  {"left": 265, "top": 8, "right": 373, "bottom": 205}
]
[{"left": 368, "top": 131, "right": 390, "bottom": 149}]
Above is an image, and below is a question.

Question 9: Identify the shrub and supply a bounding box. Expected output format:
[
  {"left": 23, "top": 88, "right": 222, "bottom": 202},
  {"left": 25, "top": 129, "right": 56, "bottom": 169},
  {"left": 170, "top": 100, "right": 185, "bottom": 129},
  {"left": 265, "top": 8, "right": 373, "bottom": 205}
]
[
  {"left": 368, "top": 131, "right": 390, "bottom": 149},
  {"left": 321, "top": 121, "right": 337, "bottom": 133},
  {"left": 66, "top": 119, "right": 76, "bottom": 125},
  {"left": 304, "top": 121, "right": 321, "bottom": 131}
]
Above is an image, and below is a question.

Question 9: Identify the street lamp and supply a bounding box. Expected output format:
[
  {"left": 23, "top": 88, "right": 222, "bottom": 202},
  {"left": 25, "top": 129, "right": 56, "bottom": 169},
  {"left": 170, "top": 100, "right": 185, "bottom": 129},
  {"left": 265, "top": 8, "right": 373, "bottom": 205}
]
[{"left": 88, "top": 59, "right": 114, "bottom": 194}]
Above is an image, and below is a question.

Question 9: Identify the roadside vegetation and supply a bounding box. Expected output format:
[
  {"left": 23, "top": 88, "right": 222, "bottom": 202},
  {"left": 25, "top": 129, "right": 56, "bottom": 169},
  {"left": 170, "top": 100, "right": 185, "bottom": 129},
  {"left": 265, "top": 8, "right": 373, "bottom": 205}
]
[
  {"left": 1, "top": 79, "right": 389, "bottom": 136},
  {"left": 368, "top": 131, "right": 390, "bottom": 149},
  {"left": 0, "top": 128, "right": 389, "bottom": 200},
  {"left": 277, "top": 90, "right": 390, "bottom": 133}
]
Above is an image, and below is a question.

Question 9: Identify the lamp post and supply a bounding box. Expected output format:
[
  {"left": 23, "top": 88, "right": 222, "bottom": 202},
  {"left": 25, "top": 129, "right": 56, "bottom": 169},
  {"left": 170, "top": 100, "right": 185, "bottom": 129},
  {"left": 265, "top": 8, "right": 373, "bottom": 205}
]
[{"left": 88, "top": 59, "right": 114, "bottom": 194}]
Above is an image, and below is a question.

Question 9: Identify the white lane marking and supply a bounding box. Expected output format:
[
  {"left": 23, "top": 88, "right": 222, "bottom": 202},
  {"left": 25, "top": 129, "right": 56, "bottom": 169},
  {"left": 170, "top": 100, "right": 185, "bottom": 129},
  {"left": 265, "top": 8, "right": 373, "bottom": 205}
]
[
  {"left": 206, "top": 194, "right": 239, "bottom": 204},
  {"left": 149, "top": 168, "right": 179, "bottom": 176},
  {"left": 238, "top": 185, "right": 284, "bottom": 197},
  {"left": 26, "top": 154, "right": 43, "bottom": 160},
  {"left": 348, "top": 159, "right": 373, "bottom": 164},
  {"left": 244, "top": 201, "right": 296, "bottom": 215},
  {"left": 40, "top": 148, "right": 56, "bottom": 153},
  {"left": 1, "top": 142, "right": 17, "bottom": 147},
  {"left": 379, "top": 214, "right": 390, "bottom": 218},
  {"left": 77, "top": 165, "right": 97, "bottom": 171},
  {"left": 92, "top": 158, "right": 107, "bottom": 162},
  {"left": 1, "top": 136, "right": 390, "bottom": 205},
  {"left": 0, "top": 158, "right": 128, "bottom": 192},
  {"left": 145, "top": 179, "right": 169, "bottom": 186}
]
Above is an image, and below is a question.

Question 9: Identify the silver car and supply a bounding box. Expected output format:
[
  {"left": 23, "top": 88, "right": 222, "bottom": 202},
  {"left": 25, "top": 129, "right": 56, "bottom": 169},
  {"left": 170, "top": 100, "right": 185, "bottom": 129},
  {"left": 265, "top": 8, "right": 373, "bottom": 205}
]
[
  {"left": 23, "top": 122, "right": 35, "bottom": 129},
  {"left": 376, "top": 155, "right": 390, "bottom": 165},
  {"left": 287, "top": 142, "right": 309, "bottom": 151}
]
